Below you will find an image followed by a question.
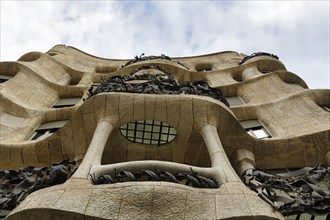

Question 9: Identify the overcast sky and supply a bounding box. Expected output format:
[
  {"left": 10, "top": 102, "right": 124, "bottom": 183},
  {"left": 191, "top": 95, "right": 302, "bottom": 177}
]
[{"left": 1, "top": 1, "right": 329, "bottom": 89}]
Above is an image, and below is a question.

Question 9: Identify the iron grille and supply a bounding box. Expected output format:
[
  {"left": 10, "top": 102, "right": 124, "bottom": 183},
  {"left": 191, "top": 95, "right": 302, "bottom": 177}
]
[{"left": 120, "top": 120, "right": 177, "bottom": 145}]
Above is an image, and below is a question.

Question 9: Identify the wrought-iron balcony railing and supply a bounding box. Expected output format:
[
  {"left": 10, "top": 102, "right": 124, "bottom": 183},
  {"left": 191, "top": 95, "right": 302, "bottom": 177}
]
[
  {"left": 88, "top": 66, "right": 229, "bottom": 107},
  {"left": 239, "top": 52, "right": 279, "bottom": 65},
  {"left": 120, "top": 53, "right": 189, "bottom": 69}
]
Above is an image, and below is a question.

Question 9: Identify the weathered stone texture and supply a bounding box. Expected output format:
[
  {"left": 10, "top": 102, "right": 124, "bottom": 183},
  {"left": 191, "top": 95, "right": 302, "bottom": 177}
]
[{"left": 2, "top": 46, "right": 328, "bottom": 219}]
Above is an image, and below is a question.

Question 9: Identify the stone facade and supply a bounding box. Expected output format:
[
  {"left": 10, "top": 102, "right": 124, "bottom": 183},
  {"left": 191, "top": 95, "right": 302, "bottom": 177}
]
[{"left": 0, "top": 45, "right": 329, "bottom": 219}]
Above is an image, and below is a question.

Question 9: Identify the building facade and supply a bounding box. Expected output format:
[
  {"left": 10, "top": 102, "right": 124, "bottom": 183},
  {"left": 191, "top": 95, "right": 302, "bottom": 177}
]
[{"left": 0, "top": 45, "right": 329, "bottom": 219}]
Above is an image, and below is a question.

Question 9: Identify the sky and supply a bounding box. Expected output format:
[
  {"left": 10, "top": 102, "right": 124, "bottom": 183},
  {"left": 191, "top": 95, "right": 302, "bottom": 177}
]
[{"left": 0, "top": 1, "right": 329, "bottom": 89}]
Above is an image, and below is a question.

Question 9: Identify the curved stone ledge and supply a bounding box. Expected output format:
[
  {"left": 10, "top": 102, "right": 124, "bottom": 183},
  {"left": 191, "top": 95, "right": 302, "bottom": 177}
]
[
  {"left": 1, "top": 92, "right": 328, "bottom": 170},
  {"left": 1, "top": 46, "right": 328, "bottom": 219},
  {"left": 6, "top": 179, "right": 283, "bottom": 220}
]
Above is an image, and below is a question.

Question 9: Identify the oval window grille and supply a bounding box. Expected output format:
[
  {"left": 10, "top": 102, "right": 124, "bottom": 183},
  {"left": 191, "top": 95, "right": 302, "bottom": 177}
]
[{"left": 120, "top": 120, "right": 177, "bottom": 145}]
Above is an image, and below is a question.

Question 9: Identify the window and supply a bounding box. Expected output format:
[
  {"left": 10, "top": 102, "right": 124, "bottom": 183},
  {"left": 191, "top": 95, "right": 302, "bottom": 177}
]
[
  {"left": 95, "top": 65, "right": 117, "bottom": 73},
  {"left": 195, "top": 63, "right": 213, "bottom": 72},
  {"left": 28, "top": 120, "right": 67, "bottom": 140},
  {"left": 47, "top": 52, "right": 58, "bottom": 56},
  {"left": 52, "top": 98, "right": 81, "bottom": 108},
  {"left": 69, "top": 77, "right": 81, "bottom": 86},
  {"left": 232, "top": 74, "right": 243, "bottom": 82},
  {"left": 240, "top": 119, "right": 271, "bottom": 139},
  {"left": 259, "top": 70, "right": 271, "bottom": 74},
  {"left": 320, "top": 104, "right": 330, "bottom": 112},
  {"left": 225, "top": 96, "right": 244, "bottom": 107},
  {"left": 0, "top": 74, "right": 12, "bottom": 83},
  {"left": 120, "top": 120, "right": 177, "bottom": 145}
]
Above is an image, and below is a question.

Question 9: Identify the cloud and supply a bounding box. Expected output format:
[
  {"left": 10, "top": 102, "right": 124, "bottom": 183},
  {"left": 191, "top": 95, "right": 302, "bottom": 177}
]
[{"left": 0, "top": 1, "right": 329, "bottom": 88}]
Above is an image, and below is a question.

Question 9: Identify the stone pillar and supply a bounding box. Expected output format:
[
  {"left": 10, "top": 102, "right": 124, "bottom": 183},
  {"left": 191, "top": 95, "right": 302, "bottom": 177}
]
[
  {"left": 72, "top": 120, "right": 113, "bottom": 179},
  {"left": 200, "top": 124, "right": 241, "bottom": 182},
  {"left": 200, "top": 125, "right": 283, "bottom": 219},
  {"left": 231, "top": 149, "right": 256, "bottom": 177}
]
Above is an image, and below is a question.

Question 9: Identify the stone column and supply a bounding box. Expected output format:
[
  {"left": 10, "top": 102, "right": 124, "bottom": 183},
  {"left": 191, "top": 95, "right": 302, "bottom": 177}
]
[
  {"left": 72, "top": 120, "right": 113, "bottom": 179},
  {"left": 231, "top": 149, "right": 256, "bottom": 177},
  {"left": 200, "top": 124, "right": 241, "bottom": 182}
]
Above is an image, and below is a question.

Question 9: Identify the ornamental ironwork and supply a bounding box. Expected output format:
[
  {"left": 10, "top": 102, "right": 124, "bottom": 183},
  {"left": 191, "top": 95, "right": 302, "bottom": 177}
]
[
  {"left": 87, "top": 66, "right": 230, "bottom": 107},
  {"left": 120, "top": 120, "right": 177, "bottom": 146},
  {"left": 0, "top": 160, "right": 76, "bottom": 213},
  {"left": 121, "top": 53, "right": 189, "bottom": 69},
  {"left": 242, "top": 165, "right": 330, "bottom": 217},
  {"left": 239, "top": 52, "right": 279, "bottom": 65},
  {"left": 91, "top": 168, "right": 218, "bottom": 189}
]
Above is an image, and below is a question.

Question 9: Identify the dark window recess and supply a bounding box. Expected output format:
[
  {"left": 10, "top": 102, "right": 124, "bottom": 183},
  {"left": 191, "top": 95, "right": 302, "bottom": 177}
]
[
  {"left": 95, "top": 65, "right": 117, "bottom": 73},
  {"left": 225, "top": 96, "right": 244, "bottom": 107},
  {"left": 199, "top": 67, "right": 213, "bottom": 71},
  {"left": 28, "top": 120, "right": 67, "bottom": 141},
  {"left": 52, "top": 98, "right": 81, "bottom": 108},
  {"left": 320, "top": 104, "right": 330, "bottom": 112},
  {"left": 232, "top": 74, "right": 243, "bottom": 82},
  {"left": 69, "top": 78, "right": 80, "bottom": 86},
  {"left": 240, "top": 120, "right": 271, "bottom": 139},
  {"left": 120, "top": 120, "right": 177, "bottom": 145},
  {"left": 0, "top": 74, "right": 12, "bottom": 83},
  {"left": 195, "top": 63, "right": 213, "bottom": 72},
  {"left": 259, "top": 70, "right": 271, "bottom": 74},
  {"left": 31, "top": 128, "right": 59, "bottom": 140}
]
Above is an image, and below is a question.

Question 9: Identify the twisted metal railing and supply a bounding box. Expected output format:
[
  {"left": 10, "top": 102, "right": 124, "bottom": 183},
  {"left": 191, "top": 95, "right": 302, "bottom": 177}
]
[
  {"left": 121, "top": 53, "right": 189, "bottom": 69},
  {"left": 91, "top": 168, "right": 218, "bottom": 189},
  {"left": 87, "top": 65, "right": 229, "bottom": 107},
  {"left": 242, "top": 165, "right": 330, "bottom": 217},
  {"left": 239, "top": 52, "right": 279, "bottom": 65},
  {"left": 0, "top": 160, "right": 76, "bottom": 213}
]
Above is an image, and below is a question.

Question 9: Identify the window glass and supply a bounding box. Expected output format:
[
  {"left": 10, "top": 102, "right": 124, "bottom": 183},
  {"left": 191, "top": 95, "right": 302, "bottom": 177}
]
[
  {"left": 320, "top": 104, "right": 330, "bottom": 112},
  {"left": 240, "top": 119, "right": 271, "bottom": 139},
  {"left": 253, "top": 128, "right": 270, "bottom": 139},
  {"left": 0, "top": 74, "right": 12, "bottom": 83},
  {"left": 31, "top": 129, "right": 57, "bottom": 140},
  {"left": 240, "top": 120, "right": 261, "bottom": 129},
  {"left": 28, "top": 120, "right": 67, "bottom": 140},
  {"left": 52, "top": 98, "right": 80, "bottom": 108},
  {"left": 225, "top": 96, "right": 244, "bottom": 107}
]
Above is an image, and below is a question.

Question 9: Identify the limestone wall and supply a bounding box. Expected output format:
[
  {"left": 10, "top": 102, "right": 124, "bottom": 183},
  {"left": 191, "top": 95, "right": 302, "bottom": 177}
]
[{"left": 1, "top": 45, "right": 329, "bottom": 219}]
